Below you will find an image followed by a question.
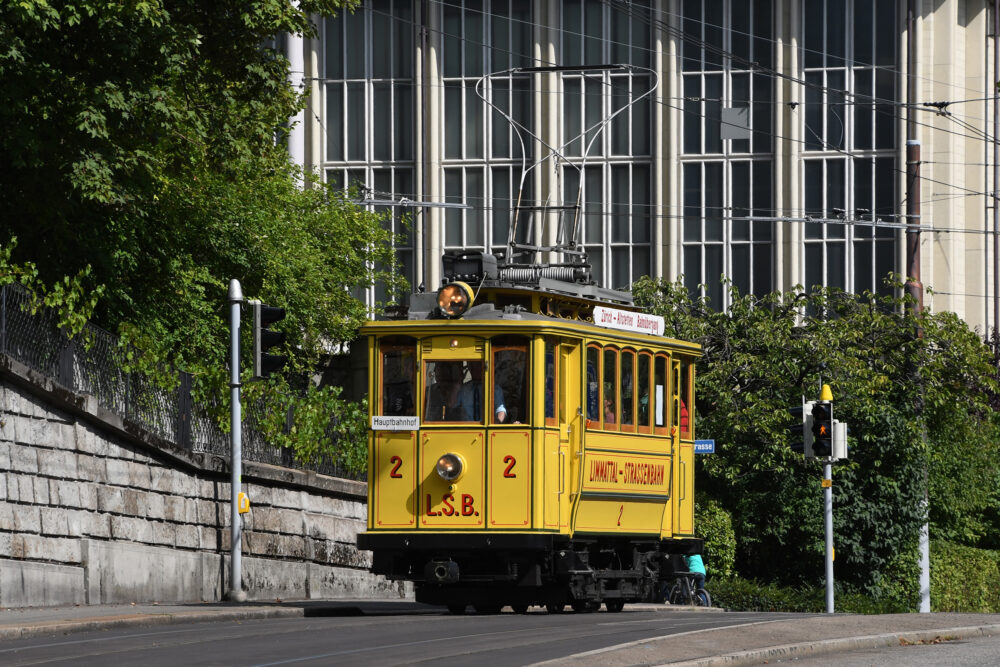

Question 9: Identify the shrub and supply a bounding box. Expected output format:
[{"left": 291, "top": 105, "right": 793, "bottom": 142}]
[
  {"left": 931, "top": 540, "right": 1000, "bottom": 612},
  {"left": 696, "top": 499, "right": 736, "bottom": 578}
]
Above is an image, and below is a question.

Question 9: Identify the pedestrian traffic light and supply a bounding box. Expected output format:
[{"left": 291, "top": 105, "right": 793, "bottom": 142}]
[
  {"left": 811, "top": 402, "right": 833, "bottom": 458},
  {"left": 789, "top": 399, "right": 816, "bottom": 458},
  {"left": 251, "top": 300, "right": 287, "bottom": 379}
]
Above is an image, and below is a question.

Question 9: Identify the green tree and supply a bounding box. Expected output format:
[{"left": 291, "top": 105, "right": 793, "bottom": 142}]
[
  {"left": 0, "top": 0, "right": 402, "bottom": 467},
  {"left": 633, "top": 278, "right": 1000, "bottom": 605}
]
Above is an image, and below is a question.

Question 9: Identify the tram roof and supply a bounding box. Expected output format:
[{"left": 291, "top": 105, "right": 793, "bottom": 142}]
[{"left": 362, "top": 297, "right": 702, "bottom": 355}]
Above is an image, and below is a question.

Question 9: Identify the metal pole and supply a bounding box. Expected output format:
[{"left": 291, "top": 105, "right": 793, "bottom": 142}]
[
  {"left": 994, "top": 0, "right": 999, "bottom": 339},
  {"left": 824, "top": 465, "right": 833, "bottom": 614},
  {"left": 906, "top": 141, "right": 923, "bottom": 311},
  {"left": 228, "top": 279, "right": 247, "bottom": 602}
]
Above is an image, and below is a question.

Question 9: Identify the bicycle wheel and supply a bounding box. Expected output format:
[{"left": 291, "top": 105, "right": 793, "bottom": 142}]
[
  {"left": 694, "top": 588, "right": 711, "bottom": 607},
  {"left": 667, "top": 584, "right": 682, "bottom": 605}
]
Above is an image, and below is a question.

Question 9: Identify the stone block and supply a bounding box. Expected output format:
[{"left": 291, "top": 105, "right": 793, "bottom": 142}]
[
  {"left": 83, "top": 512, "right": 111, "bottom": 539},
  {"left": 196, "top": 499, "right": 220, "bottom": 525},
  {"left": 303, "top": 512, "right": 341, "bottom": 540},
  {"left": 270, "top": 487, "right": 303, "bottom": 510},
  {"left": 0, "top": 442, "right": 10, "bottom": 468},
  {"left": 307, "top": 563, "right": 407, "bottom": 600},
  {"left": 40, "top": 507, "right": 70, "bottom": 535},
  {"left": 121, "top": 488, "right": 145, "bottom": 517},
  {"left": 17, "top": 475, "right": 33, "bottom": 502},
  {"left": 0, "top": 417, "right": 11, "bottom": 445},
  {"left": 77, "top": 453, "right": 108, "bottom": 483},
  {"left": 78, "top": 482, "right": 99, "bottom": 510},
  {"left": 201, "top": 552, "right": 224, "bottom": 602},
  {"left": 82, "top": 539, "right": 209, "bottom": 604},
  {"left": 37, "top": 447, "right": 78, "bottom": 478},
  {"left": 0, "top": 559, "right": 85, "bottom": 607},
  {"left": 0, "top": 474, "right": 5, "bottom": 501},
  {"left": 106, "top": 458, "right": 131, "bottom": 485},
  {"left": 110, "top": 515, "right": 153, "bottom": 543},
  {"left": 145, "top": 493, "right": 165, "bottom": 520},
  {"left": 152, "top": 521, "right": 177, "bottom": 546},
  {"left": 32, "top": 476, "right": 50, "bottom": 504},
  {"left": 150, "top": 468, "right": 175, "bottom": 494},
  {"left": 75, "top": 423, "right": 110, "bottom": 456},
  {"left": 97, "top": 486, "right": 125, "bottom": 514},
  {"left": 163, "top": 496, "right": 186, "bottom": 522},
  {"left": 20, "top": 534, "right": 82, "bottom": 563},
  {"left": 51, "top": 479, "right": 82, "bottom": 508},
  {"left": 9, "top": 441, "right": 39, "bottom": 473},
  {"left": 14, "top": 505, "right": 41, "bottom": 533},
  {"left": 0, "top": 503, "right": 12, "bottom": 531},
  {"left": 199, "top": 525, "right": 221, "bottom": 550},
  {"left": 175, "top": 524, "right": 199, "bottom": 549},
  {"left": 0, "top": 532, "right": 11, "bottom": 557},
  {"left": 128, "top": 461, "right": 151, "bottom": 488},
  {"left": 240, "top": 556, "right": 308, "bottom": 601}
]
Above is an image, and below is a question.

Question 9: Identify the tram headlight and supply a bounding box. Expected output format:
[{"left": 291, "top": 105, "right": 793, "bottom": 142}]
[
  {"left": 435, "top": 453, "right": 465, "bottom": 482},
  {"left": 436, "top": 281, "right": 474, "bottom": 318}
]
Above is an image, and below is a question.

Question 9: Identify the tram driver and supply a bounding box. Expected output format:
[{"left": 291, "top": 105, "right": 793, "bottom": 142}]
[{"left": 425, "top": 362, "right": 465, "bottom": 422}]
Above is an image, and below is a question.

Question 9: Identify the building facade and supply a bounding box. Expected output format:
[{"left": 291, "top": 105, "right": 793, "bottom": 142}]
[{"left": 291, "top": 0, "right": 996, "bottom": 335}]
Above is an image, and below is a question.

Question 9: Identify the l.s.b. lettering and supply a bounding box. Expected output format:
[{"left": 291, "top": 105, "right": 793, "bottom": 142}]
[{"left": 425, "top": 493, "right": 477, "bottom": 517}]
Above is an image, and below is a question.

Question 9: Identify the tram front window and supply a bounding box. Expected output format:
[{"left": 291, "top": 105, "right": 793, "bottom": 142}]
[
  {"left": 425, "top": 361, "right": 467, "bottom": 422},
  {"left": 381, "top": 343, "right": 415, "bottom": 416}
]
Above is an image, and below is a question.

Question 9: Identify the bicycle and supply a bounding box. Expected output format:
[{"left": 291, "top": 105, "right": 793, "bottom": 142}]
[{"left": 667, "top": 572, "right": 711, "bottom": 607}]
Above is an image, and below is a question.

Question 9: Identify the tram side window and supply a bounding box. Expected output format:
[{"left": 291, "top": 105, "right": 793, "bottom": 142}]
[
  {"left": 637, "top": 352, "right": 651, "bottom": 431},
  {"left": 544, "top": 341, "right": 556, "bottom": 422},
  {"left": 493, "top": 337, "right": 528, "bottom": 424},
  {"left": 586, "top": 346, "right": 600, "bottom": 425},
  {"left": 603, "top": 348, "right": 617, "bottom": 428},
  {"left": 654, "top": 355, "right": 667, "bottom": 429},
  {"left": 681, "top": 362, "right": 693, "bottom": 439},
  {"left": 620, "top": 350, "right": 635, "bottom": 428},
  {"left": 381, "top": 343, "right": 415, "bottom": 416}
]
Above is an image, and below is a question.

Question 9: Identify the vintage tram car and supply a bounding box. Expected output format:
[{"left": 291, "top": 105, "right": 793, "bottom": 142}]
[{"left": 357, "top": 251, "right": 702, "bottom": 613}]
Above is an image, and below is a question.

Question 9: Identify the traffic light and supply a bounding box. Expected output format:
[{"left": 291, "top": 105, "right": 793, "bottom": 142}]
[
  {"left": 251, "top": 300, "right": 287, "bottom": 379},
  {"left": 789, "top": 399, "right": 816, "bottom": 458},
  {"left": 811, "top": 402, "right": 833, "bottom": 457}
]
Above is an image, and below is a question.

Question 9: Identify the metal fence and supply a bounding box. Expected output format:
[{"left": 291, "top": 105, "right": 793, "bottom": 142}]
[{"left": 0, "top": 283, "right": 363, "bottom": 481}]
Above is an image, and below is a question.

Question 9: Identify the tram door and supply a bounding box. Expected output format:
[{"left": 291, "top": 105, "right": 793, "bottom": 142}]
[{"left": 543, "top": 338, "right": 578, "bottom": 532}]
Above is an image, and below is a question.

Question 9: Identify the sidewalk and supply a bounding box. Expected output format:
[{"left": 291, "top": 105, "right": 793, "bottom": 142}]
[
  {"left": 2, "top": 600, "right": 999, "bottom": 666},
  {"left": 544, "top": 611, "right": 1000, "bottom": 666}
]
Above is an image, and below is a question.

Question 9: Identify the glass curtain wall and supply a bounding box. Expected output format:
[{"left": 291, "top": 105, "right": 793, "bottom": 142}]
[
  {"left": 442, "top": 0, "right": 534, "bottom": 258},
  {"left": 561, "top": 0, "right": 654, "bottom": 290},
  {"left": 802, "top": 0, "right": 897, "bottom": 296},
  {"left": 680, "top": 0, "right": 774, "bottom": 308},
  {"left": 324, "top": 1, "right": 416, "bottom": 305}
]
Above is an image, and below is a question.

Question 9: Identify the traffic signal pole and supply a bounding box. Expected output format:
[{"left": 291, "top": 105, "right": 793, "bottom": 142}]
[
  {"left": 227, "top": 279, "right": 247, "bottom": 602},
  {"left": 824, "top": 460, "right": 833, "bottom": 613}
]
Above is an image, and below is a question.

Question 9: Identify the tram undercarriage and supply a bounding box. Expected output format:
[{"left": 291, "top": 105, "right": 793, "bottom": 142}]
[{"left": 363, "top": 534, "right": 701, "bottom": 613}]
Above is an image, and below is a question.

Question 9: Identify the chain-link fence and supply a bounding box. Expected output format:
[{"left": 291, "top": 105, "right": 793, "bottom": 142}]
[{"left": 0, "top": 283, "right": 364, "bottom": 481}]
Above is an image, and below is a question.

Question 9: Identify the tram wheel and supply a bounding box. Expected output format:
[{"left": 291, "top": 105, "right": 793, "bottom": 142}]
[
  {"left": 571, "top": 600, "right": 598, "bottom": 613},
  {"left": 511, "top": 603, "right": 529, "bottom": 614},
  {"left": 473, "top": 604, "right": 502, "bottom": 615},
  {"left": 447, "top": 604, "right": 467, "bottom": 615},
  {"left": 545, "top": 603, "right": 565, "bottom": 614},
  {"left": 605, "top": 600, "right": 625, "bottom": 613}
]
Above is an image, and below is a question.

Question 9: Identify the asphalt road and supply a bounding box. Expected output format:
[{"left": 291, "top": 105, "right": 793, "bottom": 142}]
[{"left": 0, "top": 607, "right": 810, "bottom": 666}]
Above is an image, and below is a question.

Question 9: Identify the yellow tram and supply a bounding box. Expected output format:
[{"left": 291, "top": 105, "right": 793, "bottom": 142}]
[{"left": 357, "top": 251, "right": 702, "bottom": 613}]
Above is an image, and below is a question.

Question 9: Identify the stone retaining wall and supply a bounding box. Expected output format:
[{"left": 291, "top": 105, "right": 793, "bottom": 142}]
[{"left": 0, "top": 355, "right": 405, "bottom": 607}]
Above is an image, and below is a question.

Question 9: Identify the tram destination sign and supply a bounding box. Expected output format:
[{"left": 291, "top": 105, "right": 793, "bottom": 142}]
[
  {"left": 593, "top": 306, "right": 665, "bottom": 337},
  {"left": 372, "top": 416, "right": 420, "bottom": 431}
]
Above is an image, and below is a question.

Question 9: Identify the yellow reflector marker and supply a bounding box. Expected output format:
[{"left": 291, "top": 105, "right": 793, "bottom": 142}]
[
  {"left": 437, "top": 282, "right": 474, "bottom": 318},
  {"left": 238, "top": 492, "right": 250, "bottom": 514}
]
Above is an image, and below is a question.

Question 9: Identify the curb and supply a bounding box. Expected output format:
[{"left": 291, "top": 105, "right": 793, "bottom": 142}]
[
  {"left": 0, "top": 607, "right": 306, "bottom": 642},
  {"left": 660, "top": 623, "right": 1000, "bottom": 666}
]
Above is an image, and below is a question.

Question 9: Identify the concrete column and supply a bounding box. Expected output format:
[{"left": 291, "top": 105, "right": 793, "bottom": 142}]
[
  {"left": 287, "top": 24, "right": 306, "bottom": 171},
  {"left": 424, "top": 2, "right": 443, "bottom": 288},
  {"left": 664, "top": 0, "right": 681, "bottom": 280}
]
